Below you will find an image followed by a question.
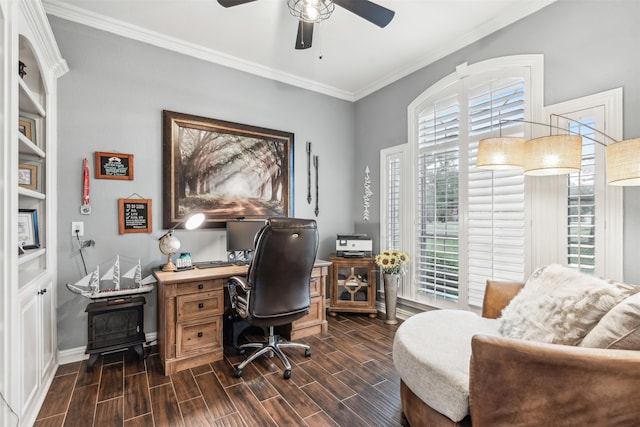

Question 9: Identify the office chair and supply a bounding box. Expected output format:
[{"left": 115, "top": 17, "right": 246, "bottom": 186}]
[{"left": 228, "top": 217, "right": 319, "bottom": 379}]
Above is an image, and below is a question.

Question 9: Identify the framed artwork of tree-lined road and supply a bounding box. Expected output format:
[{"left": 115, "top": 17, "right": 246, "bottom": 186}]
[{"left": 162, "top": 110, "right": 294, "bottom": 229}]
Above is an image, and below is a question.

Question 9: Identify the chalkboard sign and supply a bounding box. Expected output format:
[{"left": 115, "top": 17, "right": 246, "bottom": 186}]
[
  {"left": 118, "top": 198, "right": 152, "bottom": 234},
  {"left": 95, "top": 152, "right": 134, "bottom": 180}
]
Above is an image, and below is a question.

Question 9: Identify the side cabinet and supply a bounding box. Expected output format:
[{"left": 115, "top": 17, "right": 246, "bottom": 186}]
[{"left": 328, "top": 256, "right": 377, "bottom": 318}]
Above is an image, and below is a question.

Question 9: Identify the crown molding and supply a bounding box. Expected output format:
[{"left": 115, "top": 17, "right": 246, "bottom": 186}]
[
  {"left": 44, "top": 0, "right": 556, "bottom": 102},
  {"left": 43, "top": 0, "right": 356, "bottom": 101},
  {"left": 353, "top": 0, "right": 556, "bottom": 100},
  {"left": 21, "top": 0, "right": 69, "bottom": 78}
]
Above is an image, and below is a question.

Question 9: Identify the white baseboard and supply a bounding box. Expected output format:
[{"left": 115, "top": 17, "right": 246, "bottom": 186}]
[{"left": 57, "top": 332, "right": 157, "bottom": 365}]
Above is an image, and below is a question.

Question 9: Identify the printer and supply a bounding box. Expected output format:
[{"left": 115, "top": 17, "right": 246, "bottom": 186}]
[{"left": 336, "top": 234, "right": 373, "bottom": 257}]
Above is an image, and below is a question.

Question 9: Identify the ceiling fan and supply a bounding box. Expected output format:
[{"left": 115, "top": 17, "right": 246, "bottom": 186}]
[{"left": 217, "top": 0, "right": 395, "bottom": 50}]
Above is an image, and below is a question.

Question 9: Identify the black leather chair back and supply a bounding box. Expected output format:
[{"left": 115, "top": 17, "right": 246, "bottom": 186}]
[{"left": 246, "top": 218, "right": 319, "bottom": 326}]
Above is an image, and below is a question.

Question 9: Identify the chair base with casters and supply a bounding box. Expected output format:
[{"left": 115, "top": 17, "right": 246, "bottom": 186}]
[{"left": 234, "top": 325, "right": 311, "bottom": 379}]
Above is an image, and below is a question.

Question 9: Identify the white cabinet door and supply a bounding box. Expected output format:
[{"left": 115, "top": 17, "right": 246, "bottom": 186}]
[
  {"left": 40, "top": 280, "right": 56, "bottom": 383},
  {"left": 20, "top": 287, "right": 40, "bottom": 412}
]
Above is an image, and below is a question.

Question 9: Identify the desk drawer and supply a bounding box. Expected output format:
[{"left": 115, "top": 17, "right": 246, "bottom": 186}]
[
  {"left": 177, "top": 291, "right": 223, "bottom": 322},
  {"left": 176, "top": 279, "right": 222, "bottom": 296},
  {"left": 176, "top": 317, "right": 221, "bottom": 356}
]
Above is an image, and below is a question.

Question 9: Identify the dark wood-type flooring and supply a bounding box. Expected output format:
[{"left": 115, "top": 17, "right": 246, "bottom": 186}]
[{"left": 34, "top": 314, "right": 408, "bottom": 427}]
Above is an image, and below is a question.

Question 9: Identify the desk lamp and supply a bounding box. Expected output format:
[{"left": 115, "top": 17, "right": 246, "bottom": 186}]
[{"left": 159, "top": 213, "right": 205, "bottom": 272}]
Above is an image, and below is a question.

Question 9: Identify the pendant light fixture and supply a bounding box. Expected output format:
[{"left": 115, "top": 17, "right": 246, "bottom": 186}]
[{"left": 477, "top": 116, "right": 640, "bottom": 185}]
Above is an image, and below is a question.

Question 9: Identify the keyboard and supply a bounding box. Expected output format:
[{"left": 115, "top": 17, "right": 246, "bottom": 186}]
[{"left": 193, "top": 260, "right": 234, "bottom": 269}]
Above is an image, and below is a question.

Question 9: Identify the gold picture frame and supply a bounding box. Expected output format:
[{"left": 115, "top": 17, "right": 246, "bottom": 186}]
[
  {"left": 18, "top": 163, "right": 38, "bottom": 190},
  {"left": 18, "top": 116, "right": 36, "bottom": 143},
  {"left": 162, "top": 110, "right": 294, "bottom": 229}
]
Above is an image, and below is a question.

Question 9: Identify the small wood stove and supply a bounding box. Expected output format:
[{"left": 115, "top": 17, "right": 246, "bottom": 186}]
[{"left": 85, "top": 296, "right": 146, "bottom": 371}]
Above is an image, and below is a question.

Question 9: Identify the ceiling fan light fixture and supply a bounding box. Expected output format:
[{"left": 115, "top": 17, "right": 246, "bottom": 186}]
[{"left": 288, "top": 0, "right": 334, "bottom": 23}]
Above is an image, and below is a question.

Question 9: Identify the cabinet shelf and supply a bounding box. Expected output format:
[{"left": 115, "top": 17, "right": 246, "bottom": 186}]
[
  {"left": 18, "top": 187, "right": 45, "bottom": 199},
  {"left": 19, "top": 247, "right": 46, "bottom": 265},
  {"left": 18, "top": 78, "right": 46, "bottom": 117},
  {"left": 19, "top": 132, "right": 45, "bottom": 157}
]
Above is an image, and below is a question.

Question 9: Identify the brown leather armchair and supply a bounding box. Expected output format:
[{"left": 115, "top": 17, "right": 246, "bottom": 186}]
[
  {"left": 228, "top": 218, "right": 319, "bottom": 379},
  {"left": 400, "top": 280, "right": 640, "bottom": 427}
]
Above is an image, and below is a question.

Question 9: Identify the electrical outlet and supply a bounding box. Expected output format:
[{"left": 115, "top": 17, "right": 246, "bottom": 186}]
[{"left": 72, "top": 221, "right": 84, "bottom": 236}]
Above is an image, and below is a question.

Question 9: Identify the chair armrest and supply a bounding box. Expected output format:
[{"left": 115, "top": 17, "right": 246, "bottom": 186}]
[
  {"left": 469, "top": 335, "right": 640, "bottom": 427},
  {"left": 481, "top": 280, "right": 524, "bottom": 319},
  {"left": 228, "top": 276, "right": 250, "bottom": 316}
]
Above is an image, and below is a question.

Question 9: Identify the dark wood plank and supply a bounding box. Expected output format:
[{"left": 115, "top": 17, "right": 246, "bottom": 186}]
[
  {"left": 299, "top": 360, "right": 355, "bottom": 401},
  {"left": 244, "top": 375, "right": 279, "bottom": 401},
  {"left": 102, "top": 350, "right": 126, "bottom": 366},
  {"left": 75, "top": 359, "right": 102, "bottom": 388},
  {"left": 180, "top": 396, "right": 216, "bottom": 426},
  {"left": 149, "top": 383, "right": 184, "bottom": 427},
  {"left": 36, "top": 374, "right": 76, "bottom": 419},
  {"left": 342, "top": 393, "right": 403, "bottom": 426},
  {"left": 311, "top": 349, "right": 349, "bottom": 375},
  {"left": 195, "top": 372, "right": 237, "bottom": 419},
  {"left": 260, "top": 395, "right": 306, "bottom": 425},
  {"left": 124, "top": 348, "right": 147, "bottom": 376},
  {"left": 55, "top": 362, "right": 81, "bottom": 377},
  {"left": 98, "top": 362, "right": 123, "bottom": 402},
  {"left": 191, "top": 363, "right": 213, "bottom": 376},
  {"left": 41, "top": 315, "right": 405, "bottom": 427},
  {"left": 264, "top": 372, "right": 321, "bottom": 418},
  {"left": 146, "top": 353, "right": 171, "bottom": 387},
  {"left": 171, "top": 369, "right": 201, "bottom": 402},
  {"left": 225, "top": 383, "right": 277, "bottom": 426},
  {"left": 330, "top": 350, "right": 386, "bottom": 385},
  {"left": 94, "top": 396, "right": 123, "bottom": 426},
  {"left": 211, "top": 359, "right": 243, "bottom": 388},
  {"left": 323, "top": 336, "right": 373, "bottom": 363},
  {"left": 212, "top": 413, "right": 247, "bottom": 427},
  {"left": 303, "top": 410, "right": 340, "bottom": 427},
  {"left": 338, "top": 369, "right": 402, "bottom": 418},
  {"left": 124, "top": 413, "right": 154, "bottom": 427},
  {"left": 300, "top": 381, "right": 369, "bottom": 427},
  {"left": 124, "top": 372, "right": 151, "bottom": 420},
  {"left": 63, "top": 384, "right": 98, "bottom": 427},
  {"left": 33, "top": 414, "right": 65, "bottom": 427}
]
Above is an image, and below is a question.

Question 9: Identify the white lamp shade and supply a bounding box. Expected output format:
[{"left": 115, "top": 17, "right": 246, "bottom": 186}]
[
  {"left": 606, "top": 138, "right": 640, "bottom": 186},
  {"left": 184, "top": 213, "right": 205, "bottom": 230},
  {"left": 476, "top": 137, "right": 525, "bottom": 169},
  {"left": 523, "top": 135, "right": 582, "bottom": 176}
]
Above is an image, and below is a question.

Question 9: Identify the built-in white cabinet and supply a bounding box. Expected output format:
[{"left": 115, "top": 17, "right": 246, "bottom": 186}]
[{"left": 1, "top": 1, "right": 67, "bottom": 426}]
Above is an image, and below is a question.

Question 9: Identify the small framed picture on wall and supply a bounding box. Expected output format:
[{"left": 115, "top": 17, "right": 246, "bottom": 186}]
[{"left": 95, "top": 152, "right": 134, "bottom": 180}]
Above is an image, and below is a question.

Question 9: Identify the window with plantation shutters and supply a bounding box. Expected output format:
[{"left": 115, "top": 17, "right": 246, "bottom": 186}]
[
  {"left": 566, "top": 118, "right": 597, "bottom": 274},
  {"left": 383, "top": 57, "right": 622, "bottom": 313},
  {"left": 546, "top": 92, "right": 623, "bottom": 281},
  {"left": 416, "top": 94, "right": 461, "bottom": 302},
  {"left": 399, "top": 56, "right": 541, "bottom": 311},
  {"left": 466, "top": 78, "right": 526, "bottom": 307},
  {"left": 381, "top": 146, "right": 405, "bottom": 252}
]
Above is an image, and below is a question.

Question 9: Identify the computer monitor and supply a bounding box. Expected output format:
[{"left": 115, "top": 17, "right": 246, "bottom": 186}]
[{"left": 226, "top": 220, "right": 265, "bottom": 253}]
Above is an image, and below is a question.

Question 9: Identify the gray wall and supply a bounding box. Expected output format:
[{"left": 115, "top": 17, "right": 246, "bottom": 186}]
[
  {"left": 52, "top": 0, "right": 640, "bottom": 351},
  {"left": 353, "top": 0, "right": 640, "bottom": 284},
  {"left": 51, "top": 17, "right": 355, "bottom": 351}
]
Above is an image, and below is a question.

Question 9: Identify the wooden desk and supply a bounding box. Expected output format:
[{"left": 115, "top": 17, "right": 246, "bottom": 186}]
[{"left": 153, "top": 260, "right": 330, "bottom": 375}]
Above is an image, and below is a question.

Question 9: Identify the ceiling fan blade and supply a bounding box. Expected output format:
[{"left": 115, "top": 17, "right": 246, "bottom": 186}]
[
  {"left": 217, "top": 0, "right": 258, "bottom": 7},
  {"left": 334, "top": 0, "right": 394, "bottom": 28},
  {"left": 295, "top": 21, "right": 314, "bottom": 50}
]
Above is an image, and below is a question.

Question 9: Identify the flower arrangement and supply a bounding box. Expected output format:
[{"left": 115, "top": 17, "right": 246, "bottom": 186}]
[{"left": 375, "top": 250, "right": 410, "bottom": 275}]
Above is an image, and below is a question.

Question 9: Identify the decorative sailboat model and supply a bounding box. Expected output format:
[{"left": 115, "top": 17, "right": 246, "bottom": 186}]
[{"left": 66, "top": 256, "right": 156, "bottom": 299}]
